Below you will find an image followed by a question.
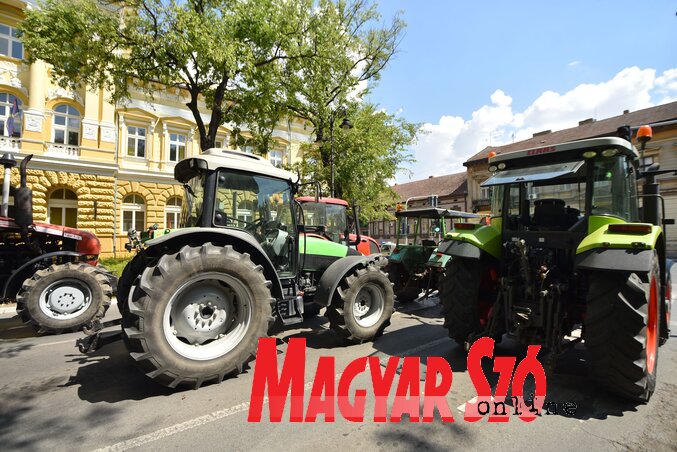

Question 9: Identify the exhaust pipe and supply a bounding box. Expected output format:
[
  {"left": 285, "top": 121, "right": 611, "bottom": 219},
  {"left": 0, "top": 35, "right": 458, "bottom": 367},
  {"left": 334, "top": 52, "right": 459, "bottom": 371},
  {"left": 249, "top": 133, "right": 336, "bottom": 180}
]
[
  {"left": 0, "top": 153, "right": 17, "bottom": 217},
  {"left": 14, "top": 154, "right": 33, "bottom": 229}
]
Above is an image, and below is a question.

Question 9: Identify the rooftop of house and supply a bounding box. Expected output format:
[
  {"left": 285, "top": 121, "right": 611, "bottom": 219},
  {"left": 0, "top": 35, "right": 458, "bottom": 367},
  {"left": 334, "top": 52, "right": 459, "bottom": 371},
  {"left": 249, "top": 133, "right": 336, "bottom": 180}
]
[
  {"left": 392, "top": 171, "right": 467, "bottom": 201},
  {"left": 465, "top": 101, "right": 677, "bottom": 166}
]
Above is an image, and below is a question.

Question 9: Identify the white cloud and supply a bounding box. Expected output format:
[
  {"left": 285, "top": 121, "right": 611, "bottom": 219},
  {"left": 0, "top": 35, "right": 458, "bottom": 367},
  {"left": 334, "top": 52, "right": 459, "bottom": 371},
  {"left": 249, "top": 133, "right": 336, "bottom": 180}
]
[
  {"left": 397, "top": 66, "right": 677, "bottom": 183},
  {"left": 568, "top": 61, "right": 580, "bottom": 67}
]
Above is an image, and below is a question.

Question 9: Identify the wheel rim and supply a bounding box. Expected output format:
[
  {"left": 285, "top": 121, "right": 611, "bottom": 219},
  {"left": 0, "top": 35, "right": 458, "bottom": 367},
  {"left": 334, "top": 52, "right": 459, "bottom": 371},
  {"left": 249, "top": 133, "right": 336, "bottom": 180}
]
[
  {"left": 647, "top": 276, "right": 658, "bottom": 374},
  {"left": 39, "top": 278, "right": 92, "bottom": 320},
  {"left": 352, "top": 282, "right": 385, "bottom": 328},
  {"left": 163, "top": 272, "right": 252, "bottom": 361},
  {"left": 666, "top": 276, "right": 672, "bottom": 325}
]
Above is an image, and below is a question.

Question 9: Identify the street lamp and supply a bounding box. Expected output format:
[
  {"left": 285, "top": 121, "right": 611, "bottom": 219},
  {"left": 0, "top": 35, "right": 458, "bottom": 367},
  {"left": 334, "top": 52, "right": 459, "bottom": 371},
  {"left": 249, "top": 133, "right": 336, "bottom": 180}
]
[{"left": 329, "top": 110, "right": 353, "bottom": 198}]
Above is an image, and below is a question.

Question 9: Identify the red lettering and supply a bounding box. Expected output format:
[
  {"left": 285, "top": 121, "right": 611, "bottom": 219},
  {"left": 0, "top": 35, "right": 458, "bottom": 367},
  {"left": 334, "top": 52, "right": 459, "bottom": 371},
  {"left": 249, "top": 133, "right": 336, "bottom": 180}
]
[
  {"left": 465, "top": 337, "right": 494, "bottom": 422},
  {"left": 304, "top": 356, "right": 336, "bottom": 422},
  {"left": 248, "top": 337, "right": 305, "bottom": 422},
  {"left": 422, "top": 357, "right": 454, "bottom": 422},
  {"left": 337, "top": 357, "right": 367, "bottom": 422},
  {"left": 390, "top": 356, "right": 421, "bottom": 422},
  {"left": 369, "top": 356, "right": 399, "bottom": 422},
  {"left": 511, "top": 345, "right": 546, "bottom": 422},
  {"left": 487, "top": 356, "right": 516, "bottom": 423}
]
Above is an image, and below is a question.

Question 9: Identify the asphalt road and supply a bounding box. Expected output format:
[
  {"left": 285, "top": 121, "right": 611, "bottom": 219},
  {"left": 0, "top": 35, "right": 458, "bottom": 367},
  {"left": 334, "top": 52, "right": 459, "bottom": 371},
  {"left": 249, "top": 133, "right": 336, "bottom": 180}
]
[{"left": 1, "top": 292, "right": 677, "bottom": 452}]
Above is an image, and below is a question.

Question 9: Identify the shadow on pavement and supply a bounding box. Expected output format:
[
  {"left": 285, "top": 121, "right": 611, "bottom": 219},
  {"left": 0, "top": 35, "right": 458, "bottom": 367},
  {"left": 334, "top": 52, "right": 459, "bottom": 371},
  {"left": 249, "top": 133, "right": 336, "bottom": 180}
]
[
  {"left": 0, "top": 375, "right": 123, "bottom": 450},
  {"left": 0, "top": 316, "right": 38, "bottom": 340},
  {"left": 64, "top": 335, "right": 176, "bottom": 403}
]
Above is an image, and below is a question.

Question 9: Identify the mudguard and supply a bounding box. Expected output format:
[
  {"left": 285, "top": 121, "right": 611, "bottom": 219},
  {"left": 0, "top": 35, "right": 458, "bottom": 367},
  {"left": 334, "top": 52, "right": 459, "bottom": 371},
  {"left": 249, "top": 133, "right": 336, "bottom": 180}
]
[
  {"left": 2, "top": 250, "right": 81, "bottom": 300},
  {"left": 137, "top": 227, "right": 285, "bottom": 299},
  {"left": 575, "top": 248, "right": 655, "bottom": 274},
  {"left": 314, "top": 254, "right": 385, "bottom": 307},
  {"left": 440, "top": 224, "right": 502, "bottom": 259}
]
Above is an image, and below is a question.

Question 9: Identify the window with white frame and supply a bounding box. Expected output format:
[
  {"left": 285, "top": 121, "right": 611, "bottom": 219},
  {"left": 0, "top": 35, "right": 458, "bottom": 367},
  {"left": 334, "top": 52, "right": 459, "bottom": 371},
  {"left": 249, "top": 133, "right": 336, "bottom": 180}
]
[
  {"left": 53, "top": 104, "right": 81, "bottom": 146},
  {"left": 122, "top": 194, "right": 146, "bottom": 232},
  {"left": 48, "top": 188, "right": 78, "bottom": 228},
  {"left": 269, "top": 149, "right": 283, "bottom": 168},
  {"left": 480, "top": 186, "right": 493, "bottom": 200},
  {"left": 0, "top": 92, "right": 22, "bottom": 138},
  {"left": 168, "top": 132, "right": 186, "bottom": 162},
  {"left": 0, "top": 24, "right": 23, "bottom": 59},
  {"left": 127, "top": 126, "right": 146, "bottom": 158},
  {"left": 164, "top": 196, "right": 182, "bottom": 229}
]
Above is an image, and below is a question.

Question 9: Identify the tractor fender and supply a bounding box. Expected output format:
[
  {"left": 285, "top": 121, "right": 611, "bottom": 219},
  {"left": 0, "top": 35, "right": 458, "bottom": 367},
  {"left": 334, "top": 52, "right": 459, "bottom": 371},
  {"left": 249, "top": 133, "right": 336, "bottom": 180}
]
[
  {"left": 437, "top": 239, "right": 481, "bottom": 260},
  {"left": 575, "top": 248, "right": 655, "bottom": 274},
  {"left": 2, "top": 251, "right": 81, "bottom": 300},
  {"left": 141, "top": 227, "right": 284, "bottom": 299},
  {"left": 314, "top": 255, "right": 385, "bottom": 307}
]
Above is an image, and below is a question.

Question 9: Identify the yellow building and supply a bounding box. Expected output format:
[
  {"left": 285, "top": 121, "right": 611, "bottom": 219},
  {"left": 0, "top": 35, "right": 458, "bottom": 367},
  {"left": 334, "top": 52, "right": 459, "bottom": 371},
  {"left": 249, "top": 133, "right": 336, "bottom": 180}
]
[{"left": 0, "top": 0, "right": 313, "bottom": 256}]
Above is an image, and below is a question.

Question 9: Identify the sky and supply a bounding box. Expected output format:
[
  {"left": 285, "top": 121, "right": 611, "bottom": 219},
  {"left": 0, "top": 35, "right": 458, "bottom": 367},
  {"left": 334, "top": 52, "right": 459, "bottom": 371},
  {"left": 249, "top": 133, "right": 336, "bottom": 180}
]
[{"left": 367, "top": 0, "right": 677, "bottom": 183}]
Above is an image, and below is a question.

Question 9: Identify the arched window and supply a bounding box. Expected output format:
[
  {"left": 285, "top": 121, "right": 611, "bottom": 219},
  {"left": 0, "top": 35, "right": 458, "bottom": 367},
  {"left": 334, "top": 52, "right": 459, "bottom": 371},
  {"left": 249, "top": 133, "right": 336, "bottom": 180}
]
[
  {"left": 0, "top": 92, "right": 22, "bottom": 138},
  {"left": 49, "top": 189, "right": 78, "bottom": 228},
  {"left": 53, "top": 104, "right": 81, "bottom": 146},
  {"left": 164, "top": 196, "right": 182, "bottom": 229},
  {"left": 122, "top": 194, "right": 145, "bottom": 232}
]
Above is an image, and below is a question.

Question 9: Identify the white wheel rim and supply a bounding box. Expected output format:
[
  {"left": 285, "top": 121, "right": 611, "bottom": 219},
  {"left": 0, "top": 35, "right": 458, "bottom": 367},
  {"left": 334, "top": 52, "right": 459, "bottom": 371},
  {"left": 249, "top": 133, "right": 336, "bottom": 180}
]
[
  {"left": 163, "top": 272, "right": 253, "bottom": 361},
  {"left": 39, "top": 278, "right": 92, "bottom": 320},
  {"left": 352, "top": 282, "right": 385, "bottom": 328}
]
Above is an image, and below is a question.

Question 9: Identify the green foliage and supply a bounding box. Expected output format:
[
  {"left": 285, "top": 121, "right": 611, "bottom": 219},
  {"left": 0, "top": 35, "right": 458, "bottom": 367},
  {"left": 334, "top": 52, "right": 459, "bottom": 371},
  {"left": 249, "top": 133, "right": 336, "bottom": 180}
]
[
  {"left": 293, "top": 102, "right": 419, "bottom": 221},
  {"left": 20, "top": 0, "right": 404, "bottom": 155},
  {"left": 99, "top": 257, "right": 131, "bottom": 278}
]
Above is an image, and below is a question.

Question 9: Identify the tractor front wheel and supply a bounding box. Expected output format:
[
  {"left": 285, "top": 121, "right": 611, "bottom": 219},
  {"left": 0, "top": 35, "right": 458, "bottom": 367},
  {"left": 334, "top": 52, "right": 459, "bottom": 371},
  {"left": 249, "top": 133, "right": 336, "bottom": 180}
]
[
  {"left": 122, "top": 243, "right": 274, "bottom": 388},
  {"left": 327, "top": 264, "right": 394, "bottom": 343},
  {"left": 16, "top": 262, "right": 112, "bottom": 334},
  {"left": 585, "top": 251, "right": 661, "bottom": 402}
]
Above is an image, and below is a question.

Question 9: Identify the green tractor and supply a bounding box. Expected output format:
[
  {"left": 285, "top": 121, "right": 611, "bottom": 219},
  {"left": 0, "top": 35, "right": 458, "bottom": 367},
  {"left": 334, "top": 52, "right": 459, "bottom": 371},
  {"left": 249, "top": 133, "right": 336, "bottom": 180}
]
[
  {"left": 84, "top": 149, "right": 394, "bottom": 388},
  {"left": 437, "top": 125, "right": 673, "bottom": 402},
  {"left": 386, "top": 207, "right": 479, "bottom": 303}
]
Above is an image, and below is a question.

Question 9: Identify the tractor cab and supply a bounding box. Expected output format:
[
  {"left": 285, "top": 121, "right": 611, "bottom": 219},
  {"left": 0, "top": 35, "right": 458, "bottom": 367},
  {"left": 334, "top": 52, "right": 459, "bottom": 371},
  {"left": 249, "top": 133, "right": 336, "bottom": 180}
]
[
  {"left": 176, "top": 149, "right": 298, "bottom": 277},
  {"left": 387, "top": 207, "right": 480, "bottom": 302}
]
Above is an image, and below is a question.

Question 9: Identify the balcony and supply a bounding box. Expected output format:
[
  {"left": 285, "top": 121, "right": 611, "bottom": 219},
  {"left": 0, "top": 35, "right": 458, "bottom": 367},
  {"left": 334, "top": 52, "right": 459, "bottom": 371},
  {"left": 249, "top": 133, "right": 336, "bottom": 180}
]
[
  {"left": 0, "top": 136, "right": 21, "bottom": 153},
  {"left": 45, "top": 142, "right": 80, "bottom": 159}
]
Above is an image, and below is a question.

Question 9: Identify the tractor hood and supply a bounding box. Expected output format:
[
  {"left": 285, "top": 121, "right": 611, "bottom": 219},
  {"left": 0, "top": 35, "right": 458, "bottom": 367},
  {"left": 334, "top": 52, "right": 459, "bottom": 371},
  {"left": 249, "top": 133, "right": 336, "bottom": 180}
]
[{"left": 482, "top": 160, "right": 585, "bottom": 186}]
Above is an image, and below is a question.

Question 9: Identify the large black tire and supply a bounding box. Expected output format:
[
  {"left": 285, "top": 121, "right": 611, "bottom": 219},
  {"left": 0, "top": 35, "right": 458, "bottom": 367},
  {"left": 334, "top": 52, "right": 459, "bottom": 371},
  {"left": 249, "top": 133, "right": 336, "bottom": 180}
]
[
  {"left": 439, "top": 258, "right": 482, "bottom": 346},
  {"left": 16, "top": 262, "right": 112, "bottom": 334},
  {"left": 122, "top": 243, "right": 275, "bottom": 389},
  {"left": 386, "top": 263, "right": 420, "bottom": 303},
  {"left": 327, "top": 264, "right": 394, "bottom": 343},
  {"left": 585, "top": 252, "right": 661, "bottom": 403}
]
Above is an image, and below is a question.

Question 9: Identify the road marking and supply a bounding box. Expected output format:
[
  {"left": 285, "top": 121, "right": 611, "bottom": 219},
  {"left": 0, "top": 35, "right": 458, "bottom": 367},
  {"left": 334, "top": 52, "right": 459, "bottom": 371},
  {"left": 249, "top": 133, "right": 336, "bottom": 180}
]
[
  {"left": 93, "top": 337, "right": 452, "bottom": 451},
  {"left": 35, "top": 338, "right": 77, "bottom": 348}
]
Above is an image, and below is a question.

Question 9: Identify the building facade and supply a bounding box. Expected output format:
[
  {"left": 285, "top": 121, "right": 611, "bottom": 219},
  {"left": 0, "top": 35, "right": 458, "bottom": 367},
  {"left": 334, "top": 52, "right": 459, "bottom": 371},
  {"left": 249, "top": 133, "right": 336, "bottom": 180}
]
[
  {"left": 0, "top": 0, "right": 313, "bottom": 256},
  {"left": 368, "top": 172, "right": 468, "bottom": 243}
]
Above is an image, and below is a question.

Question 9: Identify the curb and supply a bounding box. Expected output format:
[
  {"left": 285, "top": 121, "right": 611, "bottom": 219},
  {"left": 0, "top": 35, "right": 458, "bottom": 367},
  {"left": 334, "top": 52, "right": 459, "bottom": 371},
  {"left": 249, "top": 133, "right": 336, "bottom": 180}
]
[{"left": 0, "top": 304, "right": 16, "bottom": 315}]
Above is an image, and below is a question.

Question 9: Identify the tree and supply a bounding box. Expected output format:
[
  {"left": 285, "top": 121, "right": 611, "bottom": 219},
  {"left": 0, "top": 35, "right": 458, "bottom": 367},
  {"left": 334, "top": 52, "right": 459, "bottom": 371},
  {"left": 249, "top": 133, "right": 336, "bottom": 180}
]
[
  {"left": 294, "top": 102, "right": 419, "bottom": 221},
  {"left": 19, "top": 0, "right": 403, "bottom": 154}
]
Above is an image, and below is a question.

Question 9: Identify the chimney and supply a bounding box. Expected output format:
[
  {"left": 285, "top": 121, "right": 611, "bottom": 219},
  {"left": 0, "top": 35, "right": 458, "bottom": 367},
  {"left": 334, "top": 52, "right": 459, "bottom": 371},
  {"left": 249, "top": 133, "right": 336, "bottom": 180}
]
[
  {"left": 429, "top": 176, "right": 433, "bottom": 179},
  {"left": 578, "top": 118, "right": 595, "bottom": 126},
  {"left": 623, "top": 109, "right": 629, "bottom": 114},
  {"left": 533, "top": 130, "right": 551, "bottom": 137}
]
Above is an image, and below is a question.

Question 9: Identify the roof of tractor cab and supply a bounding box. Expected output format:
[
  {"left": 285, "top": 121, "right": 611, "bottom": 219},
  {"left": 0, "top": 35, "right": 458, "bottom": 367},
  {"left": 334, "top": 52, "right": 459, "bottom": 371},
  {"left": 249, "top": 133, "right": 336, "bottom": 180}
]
[
  {"left": 489, "top": 136, "right": 638, "bottom": 165},
  {"left": 296, "top": 196, "right": 349, "bottom": 207},
  {"left": 177, "top": 148, "right": 297, "bottom": 182},
  {"left": 395, "top": 207, "right": 481, "bottom": 219}
]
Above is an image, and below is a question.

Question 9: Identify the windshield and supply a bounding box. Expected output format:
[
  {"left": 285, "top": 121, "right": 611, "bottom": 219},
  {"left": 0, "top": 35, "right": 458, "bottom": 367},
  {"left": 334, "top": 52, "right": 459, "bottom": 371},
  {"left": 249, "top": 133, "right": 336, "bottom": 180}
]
[
  {"left": 214, "top": 170, "right": 295, "bottom": 274},
  {"left": 180, "top": 171, "right": 206, "bottom": 227},
  {"left": 489, "top": 155, "right": 638, "bottom": 230},
  {"left": 302, "top": 202, "right": 347, "bottom": 242}
]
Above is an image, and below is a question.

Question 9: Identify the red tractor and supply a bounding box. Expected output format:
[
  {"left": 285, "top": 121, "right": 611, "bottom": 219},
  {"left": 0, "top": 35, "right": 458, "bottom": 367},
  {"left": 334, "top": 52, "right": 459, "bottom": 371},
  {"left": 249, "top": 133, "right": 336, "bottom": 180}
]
[
  {"left": 296, "top": 196, "right": 381, "bottom": 255},
  {"left": 0, "top": 153, "right": 114, "bottom": 334}
]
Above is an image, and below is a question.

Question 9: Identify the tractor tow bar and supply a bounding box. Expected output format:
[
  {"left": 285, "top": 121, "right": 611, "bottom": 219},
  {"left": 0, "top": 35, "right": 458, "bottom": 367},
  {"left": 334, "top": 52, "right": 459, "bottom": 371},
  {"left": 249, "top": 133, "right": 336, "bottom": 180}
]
[{"left": 77, "top": 318, "right": 123, "bottom": 353}]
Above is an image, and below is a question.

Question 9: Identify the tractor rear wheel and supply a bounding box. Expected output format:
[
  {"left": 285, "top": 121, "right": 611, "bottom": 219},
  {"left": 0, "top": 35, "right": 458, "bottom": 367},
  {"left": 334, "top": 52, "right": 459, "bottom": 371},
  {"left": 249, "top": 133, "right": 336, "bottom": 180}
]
[
  {"left": 440, "top": 258, "right": 482, "bottom": 346},
  {"left": 327, "top": 264, "right": 394, "bottom": 343},
  {"left": 121, "top": 243, "right": 275, "bottom": 388},
  {"left": 585, "top": 251, "right": 661, "bottom": 402},
  {"left": 387, "top": 263, "right": 419, "bottom": 303},
  {"left": 16, "top": 262, "right": 112, "bottom": 334}
]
